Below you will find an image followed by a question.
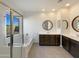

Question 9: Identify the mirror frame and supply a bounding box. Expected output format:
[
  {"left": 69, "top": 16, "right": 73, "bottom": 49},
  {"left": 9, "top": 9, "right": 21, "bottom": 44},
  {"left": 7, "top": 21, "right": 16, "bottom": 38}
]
[
  {"left": 72, "top": 16, "right": 79, "bottom": 32},
  {"left": 42, "top": 20, "right": 53, "bottom": 31},
  {"left": 62, "top": 20, "right": 68, "bottom": 29}
]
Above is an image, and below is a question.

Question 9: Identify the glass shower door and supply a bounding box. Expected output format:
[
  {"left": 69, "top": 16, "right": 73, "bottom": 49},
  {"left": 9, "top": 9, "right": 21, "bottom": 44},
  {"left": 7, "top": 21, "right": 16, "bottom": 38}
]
[
  {"left": 0, "top": 2, "right": 23, "bottom": 58},
  {"left": 11, "top": 10, "right": 23, "bottom": 58},
  {"left": 0, "top": 3, "right": 10, "bottom": 58}
]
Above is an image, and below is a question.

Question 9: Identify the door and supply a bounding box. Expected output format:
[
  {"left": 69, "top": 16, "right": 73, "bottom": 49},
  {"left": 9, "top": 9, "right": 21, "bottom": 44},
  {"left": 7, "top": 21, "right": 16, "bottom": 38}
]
[
  {"left": 0, "top": 3, "right": 10, "bottom": 58},
  {"left": 11, "top": 10, "right": 23, "bottom": 58}
]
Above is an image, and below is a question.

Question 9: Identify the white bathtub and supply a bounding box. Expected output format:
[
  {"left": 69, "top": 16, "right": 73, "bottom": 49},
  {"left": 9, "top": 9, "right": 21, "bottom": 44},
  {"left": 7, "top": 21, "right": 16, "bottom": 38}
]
[{"left": 22, "top": 38, "right": 33, "bottom": 58}]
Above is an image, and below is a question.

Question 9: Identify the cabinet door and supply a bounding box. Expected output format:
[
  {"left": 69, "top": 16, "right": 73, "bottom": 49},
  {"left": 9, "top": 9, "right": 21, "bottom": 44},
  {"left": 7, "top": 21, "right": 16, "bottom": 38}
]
[
  {"left": 56, "top": 35, "right": 60, "bottom": 46},
  {"left": 70, "top": 40, "right": 79, "bottom": 58},
  {"left": 44, "top": 35, "right": 50, "bottom": 46},
  {"left": 49, "top": 35, "right": 56, "bottom": 46},
  {"left": 39, "top": 35, "right": 43, "bottom": 45},
  {"left": 62, "top": 36, "right": 70, "bottom": 51},
  {"left": 39, "top": 35, "right": 50, "bottom": 46}
]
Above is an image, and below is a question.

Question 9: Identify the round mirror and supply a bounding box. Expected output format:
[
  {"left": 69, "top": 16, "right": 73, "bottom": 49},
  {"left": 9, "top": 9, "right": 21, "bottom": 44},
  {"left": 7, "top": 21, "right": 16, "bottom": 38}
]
[
  {"left": 62, "top": 20, "right": 68, "bottom": 29},
  {"left": 72, "top": 16, "right": 79, "bottom": 32},
  {"left": 42, "top": 20, "right": 53, "bottom": 31}
]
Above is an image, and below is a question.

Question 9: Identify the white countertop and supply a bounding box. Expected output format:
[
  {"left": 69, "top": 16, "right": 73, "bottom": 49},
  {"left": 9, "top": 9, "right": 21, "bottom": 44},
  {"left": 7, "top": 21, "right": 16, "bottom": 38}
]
[
  {"left": 4, "top": 33, "right": 78, "bottom": 47},
  {"left": 39, "top": 33, "right": 60, "bottom": 35},
  {"left": 62, "top": 34, "right": 79, "bottom": 42},
  {"left": 39, "top": 33, "right": 79, "bottom": 42}
]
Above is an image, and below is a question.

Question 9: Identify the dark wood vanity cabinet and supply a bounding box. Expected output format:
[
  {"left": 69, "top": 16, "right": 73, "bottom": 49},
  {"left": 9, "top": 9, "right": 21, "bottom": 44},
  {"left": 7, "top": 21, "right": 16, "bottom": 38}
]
[
  {"left": 39, "top": 34, "right": 79, "bottom": 57},
  {"left": 70, "top": 39, "right": 79, "bottom": 58},
  {"left": 62, "top": 36, "right": 70, "bottom": 52},
  {"left": 55, "top": 35, "right": 60, "bottom": 45},
  {"left": 39, "top": 35, "right": 60, "bottom": 46},
  {"left": 62, "top": 35, "right": 79, "bottom": 58}
]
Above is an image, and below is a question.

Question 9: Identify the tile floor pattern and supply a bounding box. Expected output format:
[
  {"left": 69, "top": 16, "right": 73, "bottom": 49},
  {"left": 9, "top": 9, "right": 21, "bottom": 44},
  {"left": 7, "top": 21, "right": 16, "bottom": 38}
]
[{"left": 28, "top": 44, "right": 73, "bottom": 58}]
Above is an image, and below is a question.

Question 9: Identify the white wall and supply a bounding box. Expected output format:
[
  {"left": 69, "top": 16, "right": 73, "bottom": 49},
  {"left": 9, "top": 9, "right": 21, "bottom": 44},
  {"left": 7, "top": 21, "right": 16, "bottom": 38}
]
[
  {"left": 59, "top": 8, "right": 70, "bottom": 35},
  {"left": 23, "top": 3, "right": 79, "bottom": 43},
  {"left": 69, "top": 3, "right": 79, "bottom": 36},
  {"left": 23, "top": 12, "right": 62, "bottom": 43}
]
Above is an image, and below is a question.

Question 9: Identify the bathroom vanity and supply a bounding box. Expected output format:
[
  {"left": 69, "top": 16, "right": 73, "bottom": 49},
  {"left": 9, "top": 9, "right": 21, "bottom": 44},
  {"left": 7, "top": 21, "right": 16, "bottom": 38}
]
[
  {"left": 39, "top": 34, "right": 79, "bottom": 58},
  {"left": 62, "top": 35, "right": 79, "bottom": 58},
  {"left": 39, "top": 34, "right": 60, "bottom": 46}
]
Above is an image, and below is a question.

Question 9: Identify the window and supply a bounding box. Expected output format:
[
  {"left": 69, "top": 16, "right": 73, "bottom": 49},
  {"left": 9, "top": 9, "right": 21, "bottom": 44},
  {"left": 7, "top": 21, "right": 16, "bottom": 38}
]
[
  {"left": 13, "top": 16, "right": 19, "bottom": 34},
  {"left": 5, "top": 13, "right": 20, "bottom": 37},
  {"left": 5, "top": 13, "right": 10, "bottom": 37}
]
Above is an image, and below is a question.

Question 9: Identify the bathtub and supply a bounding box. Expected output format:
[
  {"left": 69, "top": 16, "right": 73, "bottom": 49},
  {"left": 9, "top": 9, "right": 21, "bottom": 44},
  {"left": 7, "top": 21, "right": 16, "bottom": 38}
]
[
  {"left": 13, "top": 37, "right": 34, "bottom": 58},
  {"left": 22, "top": 38, "right": 34, "bottom": 58}
]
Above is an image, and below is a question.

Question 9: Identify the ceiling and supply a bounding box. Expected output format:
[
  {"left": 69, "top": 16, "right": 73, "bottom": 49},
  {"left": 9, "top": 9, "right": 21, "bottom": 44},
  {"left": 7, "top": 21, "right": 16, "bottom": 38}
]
[{"left": 2, "top": 0, "right": 79, "bottom": 13}]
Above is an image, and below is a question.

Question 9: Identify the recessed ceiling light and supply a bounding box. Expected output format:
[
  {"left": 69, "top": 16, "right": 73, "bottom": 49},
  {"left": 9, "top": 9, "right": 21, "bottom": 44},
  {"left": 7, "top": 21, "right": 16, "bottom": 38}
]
[
  {"left": 52, "top": 9, "right": 56, "bottom": 12},
  {"left": 42, "top": 9, "right": 45, "bottom": 11},
  {"left": 66, "top": 3, "right": 70, "bottom": 7}
]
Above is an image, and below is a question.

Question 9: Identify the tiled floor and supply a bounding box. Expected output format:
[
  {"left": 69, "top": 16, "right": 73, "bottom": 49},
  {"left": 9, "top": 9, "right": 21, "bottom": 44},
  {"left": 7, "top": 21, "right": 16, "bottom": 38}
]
[{"left": 28, "top": 43, "right": 73, "bottom": 58}]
